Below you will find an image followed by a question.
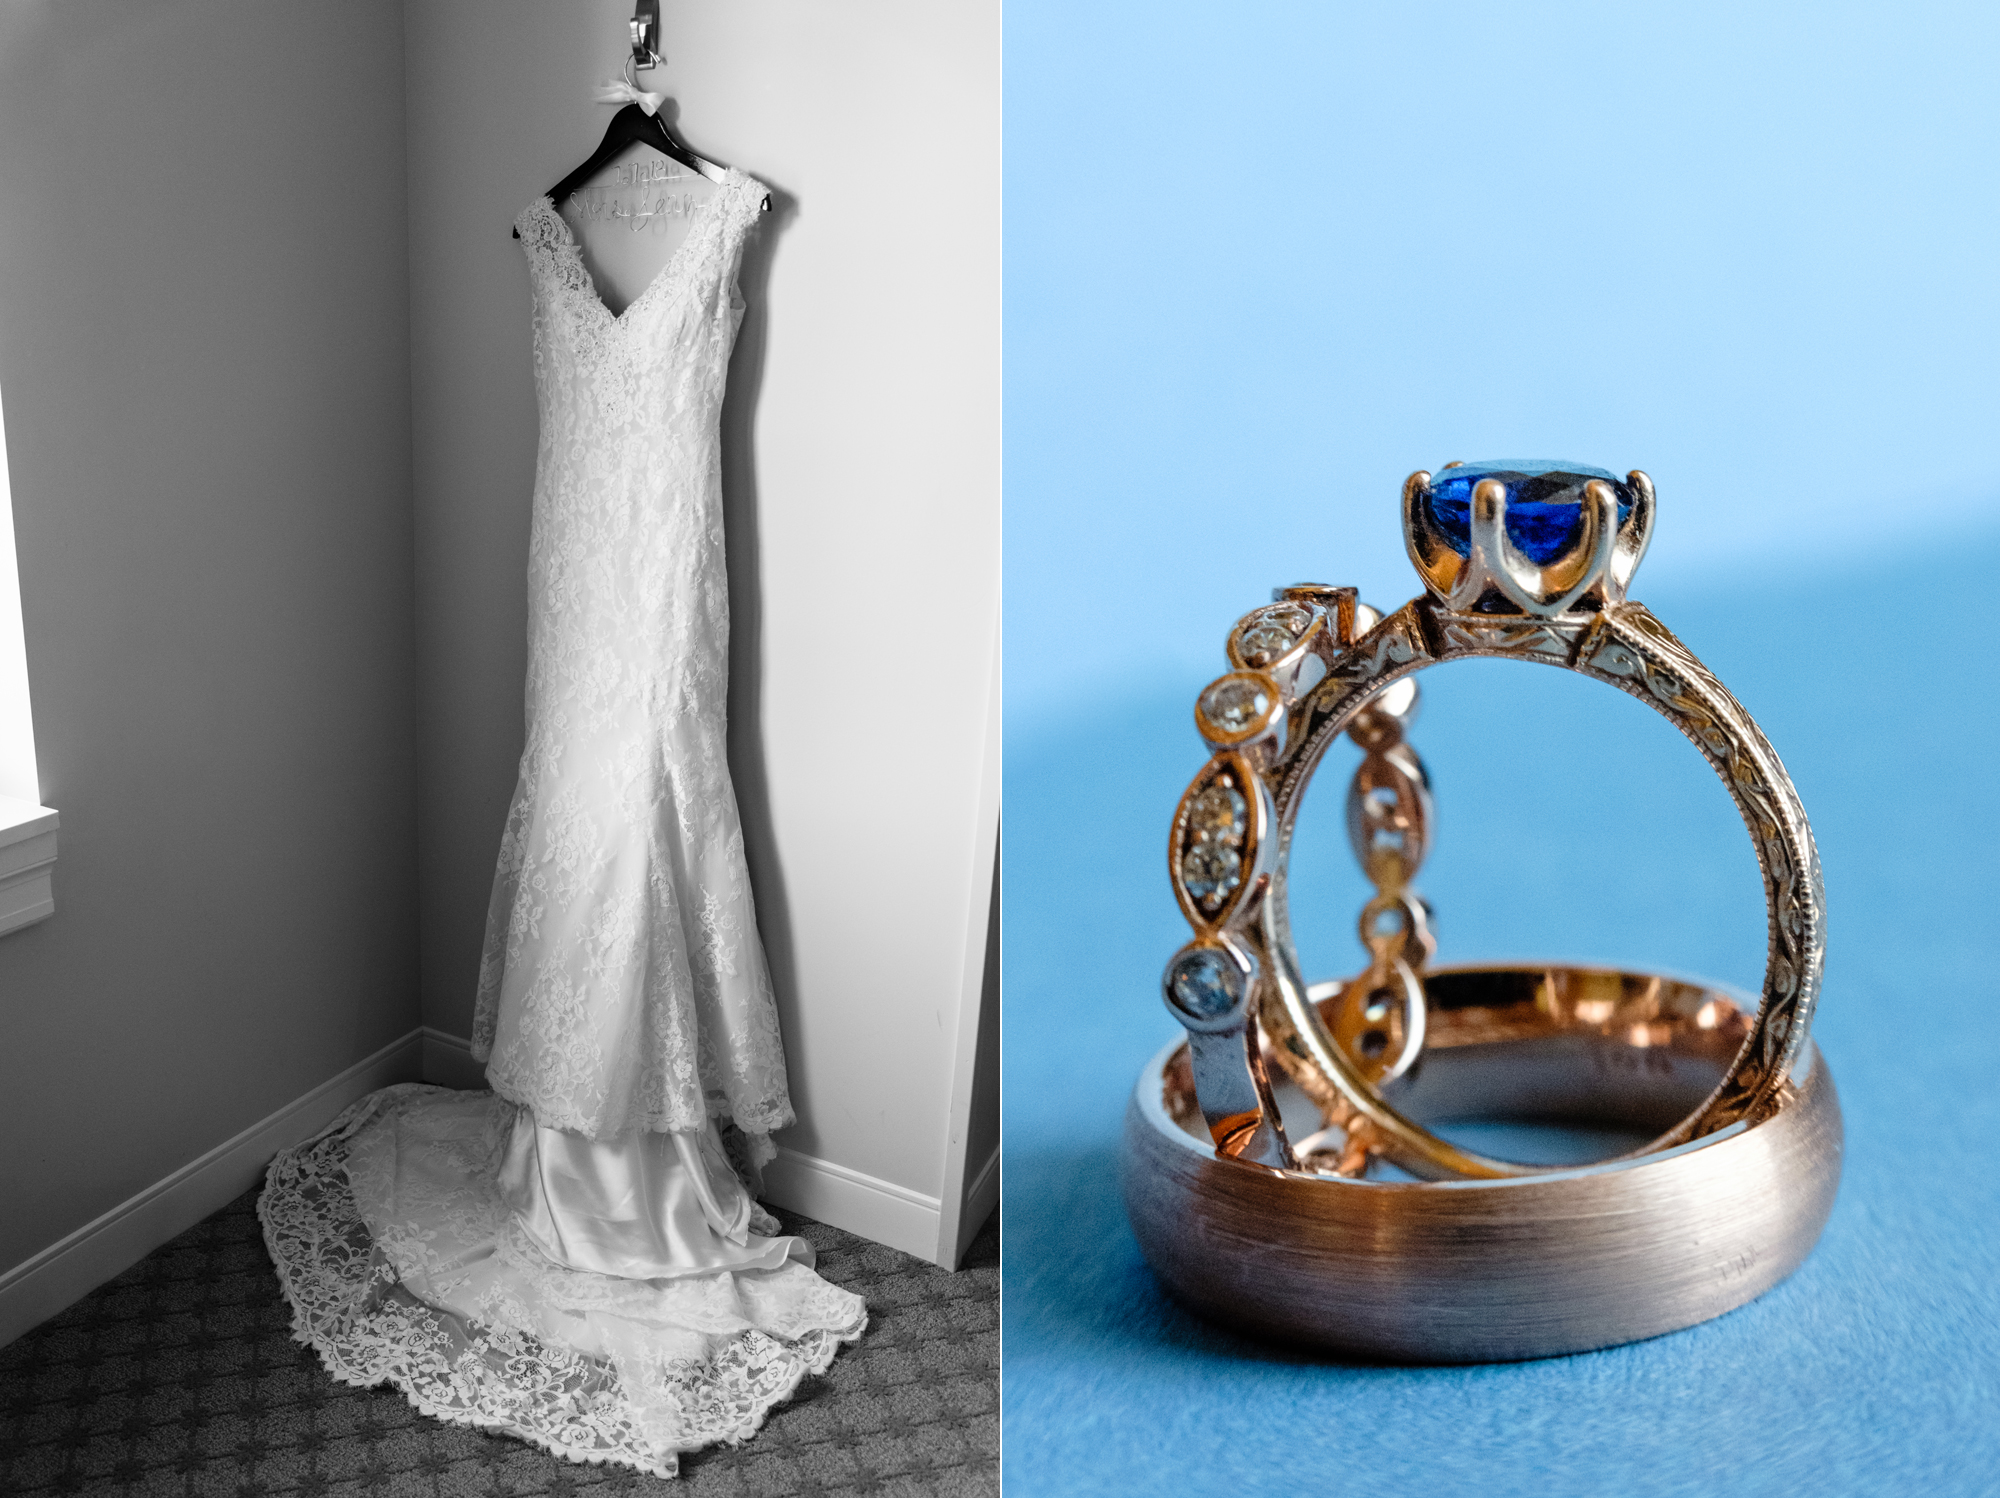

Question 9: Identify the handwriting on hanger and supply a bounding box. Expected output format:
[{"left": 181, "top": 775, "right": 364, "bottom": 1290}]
[
  {"left": 564, "top": 185, "right": 702, "bottom": 234},
  {"left": 607, "top": 159, "right": 690, "bottom": 187}
]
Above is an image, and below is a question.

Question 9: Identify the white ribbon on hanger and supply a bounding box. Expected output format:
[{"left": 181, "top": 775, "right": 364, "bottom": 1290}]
[{"left": 594, "top": 76, "right": 665, "bottom": 115}]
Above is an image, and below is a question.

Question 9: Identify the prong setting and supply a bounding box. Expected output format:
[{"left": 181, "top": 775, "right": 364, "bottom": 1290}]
[
  {"left": 1406, "top": 460, "right": 1649, "bottom": 618},
  {"left": 1608, "top": 469, "right": 1655, "bottom": 602}
]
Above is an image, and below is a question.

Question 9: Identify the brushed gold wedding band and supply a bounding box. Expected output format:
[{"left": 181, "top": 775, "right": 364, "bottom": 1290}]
[{"left": 1122, "top": 963, "right": 1843, "bottom": 1361}]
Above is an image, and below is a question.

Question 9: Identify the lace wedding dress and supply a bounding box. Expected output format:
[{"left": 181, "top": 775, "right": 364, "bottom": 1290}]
[{"left": 261, "top": 170, "right": 865, "bottom": 1479}]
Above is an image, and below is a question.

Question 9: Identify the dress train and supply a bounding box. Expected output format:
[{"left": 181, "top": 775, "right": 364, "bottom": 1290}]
[{"left": 260, "top": 1085, "right": 866, "bottom": 1478}]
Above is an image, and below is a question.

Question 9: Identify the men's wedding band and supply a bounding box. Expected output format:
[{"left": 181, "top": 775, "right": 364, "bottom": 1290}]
[{"left": 1123, "top": 963, "right": 1843, "bottom": 1361}]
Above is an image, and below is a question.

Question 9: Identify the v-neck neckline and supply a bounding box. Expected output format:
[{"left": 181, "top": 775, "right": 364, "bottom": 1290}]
[{"left": 529, "top": 173, "right": 742, "bottom": 327}]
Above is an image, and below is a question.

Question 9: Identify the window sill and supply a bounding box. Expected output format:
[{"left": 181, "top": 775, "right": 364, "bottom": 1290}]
[{"left": 0, "top": 796, "right": 57, "bottom": 936}]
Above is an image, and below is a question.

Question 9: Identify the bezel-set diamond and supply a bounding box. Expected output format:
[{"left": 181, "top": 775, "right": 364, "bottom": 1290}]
[
  {"left": 1167, "top": 751, "right": 1272, "bottom": 936},
  {"left": 1178, "top": 777, "right": 1248, "bottom": 910},
  {"left": 1200, "top": 677, "right": 1269, "bottom": 734},
  {"left": 1192, "top": 669, "right": 1284, "bottom": 755},
  {"left": 1162, "top": 942, "right": 1254, "bottom": 1030},
  {"left": 1230, "top": 603, "right": 1312, "bottom": 666}
]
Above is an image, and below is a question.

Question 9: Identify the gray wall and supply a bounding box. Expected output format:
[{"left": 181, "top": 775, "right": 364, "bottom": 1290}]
[
  {"left": 400, "top": 0, "right": 543, "bottom": 1047},
  {"left": 0, "top": 1, "right": 419, "bottom": 1274}
]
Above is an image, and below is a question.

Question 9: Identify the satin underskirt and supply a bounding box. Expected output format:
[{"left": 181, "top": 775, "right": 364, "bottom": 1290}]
[
  {"left": 498, "top": 1108, "right": 800, "bottom": 1280},
  {"left": 259, "top": 1084, "right": 866, "bottom": 1478}
]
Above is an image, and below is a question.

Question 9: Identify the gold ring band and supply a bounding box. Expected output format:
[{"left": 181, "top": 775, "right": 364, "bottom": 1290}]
[
  {"left": 1160, "top": 464, "right": 1826, "bottom": 1182},
  {"left": 1122, "top": 963, "right": 1843, "bottom": 1361}
]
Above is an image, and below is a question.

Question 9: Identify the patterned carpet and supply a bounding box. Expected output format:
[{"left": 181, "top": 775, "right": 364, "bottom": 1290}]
[{"left": 0, "top": 1184, "right": 997, "bottom": 1496}]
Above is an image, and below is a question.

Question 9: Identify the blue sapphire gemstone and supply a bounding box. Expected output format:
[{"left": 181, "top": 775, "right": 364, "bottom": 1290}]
[
  {"left": 1424, "top": 461, "right": 1631, "bottom": 565},
  {"left": 1166, "top": 947, "right": 1244, "bottom": 1023}
]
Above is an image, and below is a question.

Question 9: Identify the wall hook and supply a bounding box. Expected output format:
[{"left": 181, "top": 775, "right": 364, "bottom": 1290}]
[{"left": 629, "top": 0, "right": 661, "bottom": 72}]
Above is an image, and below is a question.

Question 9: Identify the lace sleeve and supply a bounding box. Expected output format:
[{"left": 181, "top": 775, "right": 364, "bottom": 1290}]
[
  {"left": 514, "top": 196, "right": 567, "bottom": 257},
  {"left": 715, "top": 175, "right": 768, "bottom": 310},
  {"left": 514, "top": 197, "right": 602, "bottom": 311}
]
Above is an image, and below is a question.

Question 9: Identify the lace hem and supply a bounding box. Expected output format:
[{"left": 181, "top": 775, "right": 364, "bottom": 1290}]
[{"left": 259, "top": 1087, "right": 864, "bottom": 1480}]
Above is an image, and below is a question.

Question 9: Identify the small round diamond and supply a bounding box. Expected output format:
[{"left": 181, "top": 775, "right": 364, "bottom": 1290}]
[
  {"left": 1187, "top": 783, "right": 1246, "bottom": 845},
  {"left": 1234, "top": 605, "right": 1311, "bottom": 666},
  {"left": 1166, "top": 947, "right": 1244, "bottom": 1023},
  {"left": 1238, "top": 623, "right": 1298, "bottom": 664},
  {"left": 1180, "top": 843, "right": 1241, "bottom": 906},
  {"left": 1201, "top": 676, "right": 1272, "bottom": 735},
  {"left": 1260, "top": 603, "right": 1311, "bottom": 633}
]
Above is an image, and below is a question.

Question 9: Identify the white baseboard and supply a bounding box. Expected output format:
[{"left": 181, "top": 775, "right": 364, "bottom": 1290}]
[
  {"left": 420, "top": 1025, "right": 487, "bottom": 1091},
  {"left": 761, "top": 1145, "right": 944, "bottom": 1265},
  {"left": 0, "top": 1026, "right": 423, "bottom": 1348},
  {"left": 0, "top": 858, "right": 52, "bottom": 936},
  {"left": 953, "top": 1145, "right": 999, "bottom": 1267},
  {"left": 0, "top": 798, "right": 57, "bottom": 937}
]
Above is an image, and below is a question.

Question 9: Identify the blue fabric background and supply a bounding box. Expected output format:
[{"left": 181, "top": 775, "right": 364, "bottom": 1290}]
[{"left": 1001, "top": 4, "right": 2000, "bottom": 1493}]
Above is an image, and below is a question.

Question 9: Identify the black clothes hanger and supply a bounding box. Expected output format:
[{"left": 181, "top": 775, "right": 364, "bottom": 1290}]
[
  {"left": 548, "top": 102, "right": 731, "bottom": 206},
  {"left": 513, "top": 56, "right": 771, "bottom": 238}
]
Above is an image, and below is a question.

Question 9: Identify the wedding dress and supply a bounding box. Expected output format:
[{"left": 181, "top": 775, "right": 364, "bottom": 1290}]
[{"left": 261, "top": 170, "right": 865, "bottom": 1479}]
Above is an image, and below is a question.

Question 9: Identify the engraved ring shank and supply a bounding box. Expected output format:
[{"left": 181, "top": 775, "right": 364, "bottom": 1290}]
[
  {"left": 1123, "top": 970, "right": 1843, "bottom": 1360},
  {"left": 1257, "top": 597, "right": 1825, "bottom": 1179}
]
